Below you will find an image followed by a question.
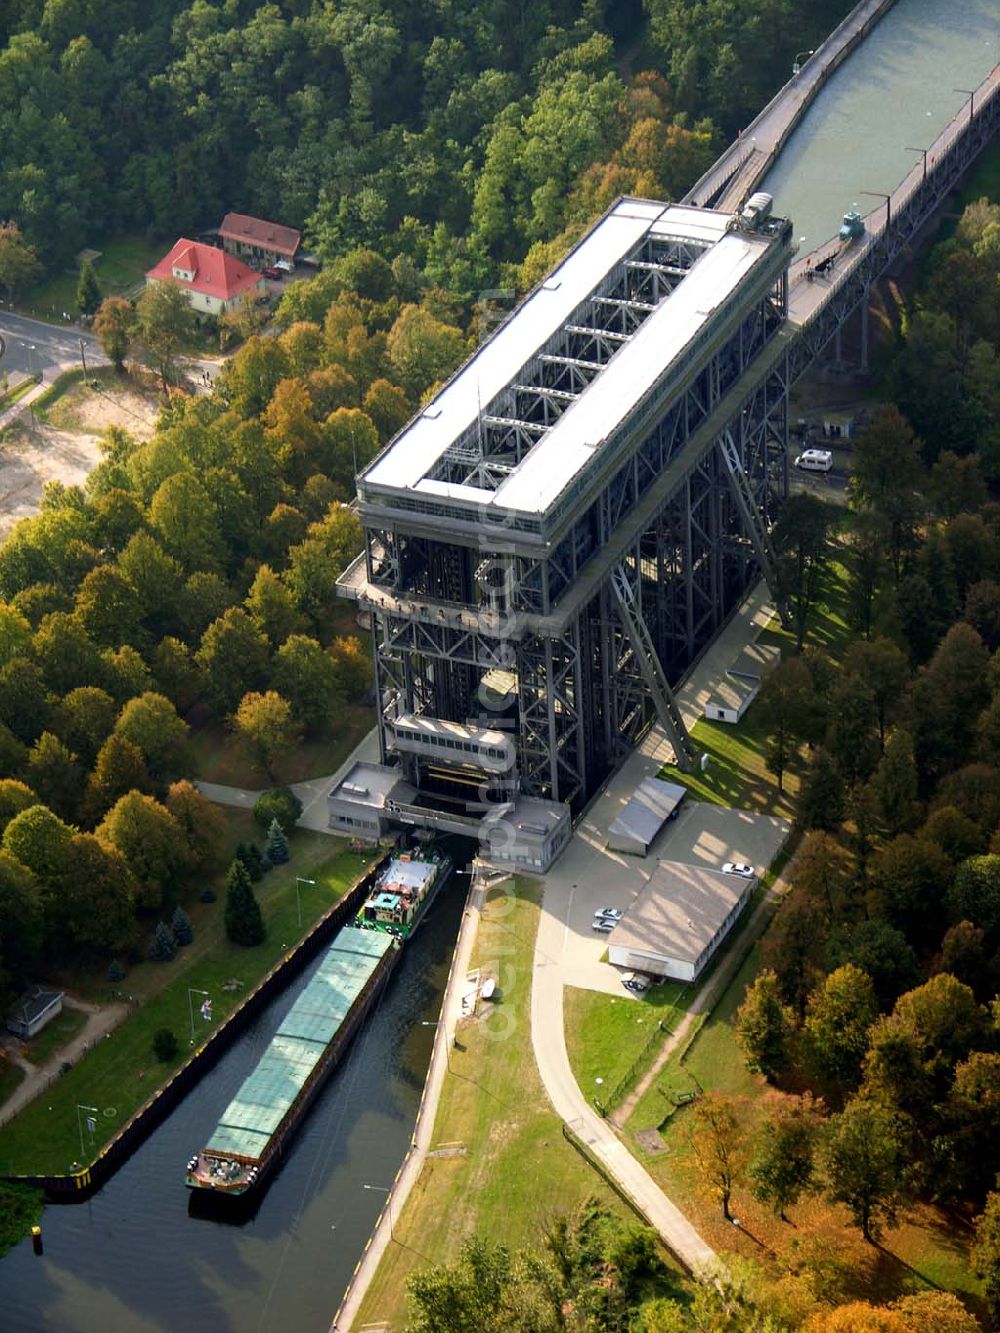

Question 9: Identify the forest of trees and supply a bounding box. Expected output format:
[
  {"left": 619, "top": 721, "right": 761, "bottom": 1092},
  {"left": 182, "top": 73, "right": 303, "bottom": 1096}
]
[
  {"left": 709, "top": 197, "right": 1000, "bottom": 1327},
  {"left": 0, "top": 0, "right": 850, "bottom": 293}
]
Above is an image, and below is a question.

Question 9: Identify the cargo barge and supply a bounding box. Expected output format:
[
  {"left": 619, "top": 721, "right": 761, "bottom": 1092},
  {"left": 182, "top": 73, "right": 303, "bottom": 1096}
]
[
  {"left": 185, "top": 925, "right": 397, "bottom": 1196},
  {"left": 355, "top": 847, "right": 451, "bottom": 940}
]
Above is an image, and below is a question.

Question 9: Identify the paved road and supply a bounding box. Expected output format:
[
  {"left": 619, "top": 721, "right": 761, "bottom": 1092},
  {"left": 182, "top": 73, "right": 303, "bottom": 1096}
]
[
  {"left": 0, "top": 311, "right": 103, "bottom": 380},
  {"left": 531, "top": 907, "right": 717, "bottom": 1274}
]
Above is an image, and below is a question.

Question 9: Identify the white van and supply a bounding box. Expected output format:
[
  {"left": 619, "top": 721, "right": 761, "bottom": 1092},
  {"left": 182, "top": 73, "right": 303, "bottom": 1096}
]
[{"left": 794, "top": 448, "right": 833, "bottom": 473}]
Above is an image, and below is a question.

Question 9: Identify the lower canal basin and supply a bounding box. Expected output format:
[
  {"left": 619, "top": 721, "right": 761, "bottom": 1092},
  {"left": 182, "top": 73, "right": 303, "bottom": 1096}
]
[{"left": 0, "top": 865, "right": 467, "bottom": 1333}]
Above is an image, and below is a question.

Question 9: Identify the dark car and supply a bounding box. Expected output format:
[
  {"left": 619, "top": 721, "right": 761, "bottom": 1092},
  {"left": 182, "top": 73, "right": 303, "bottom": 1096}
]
[{"left": 261, "top": 265, "right": 282, "bottom": 280}]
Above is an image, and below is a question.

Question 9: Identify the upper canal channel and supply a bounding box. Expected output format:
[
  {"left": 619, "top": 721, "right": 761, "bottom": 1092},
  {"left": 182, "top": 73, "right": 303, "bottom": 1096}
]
[{"left": 0, "top": 860, "right": 468, "bottom": 1333}]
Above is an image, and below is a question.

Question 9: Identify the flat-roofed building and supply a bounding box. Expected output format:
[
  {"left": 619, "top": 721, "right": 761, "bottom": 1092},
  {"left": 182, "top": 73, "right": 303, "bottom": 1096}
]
[
  {"left": 607, "top": 860, "right": 756, "bottom": 982},
  {"left": 338, "top": 195, "right": 792, "bottom": 865},
  {"left": 607, "top": 777, "right": 686, "bottom": 855},
  {"left": 327, "top": 762, "right": 416, "bottom": 840},
  {"left": 704, "top": 640, "right": 780, "bottom": 724}
]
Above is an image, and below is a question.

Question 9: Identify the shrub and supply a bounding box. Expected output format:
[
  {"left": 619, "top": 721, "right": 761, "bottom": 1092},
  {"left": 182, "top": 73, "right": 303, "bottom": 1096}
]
[
  {"left": 253, "top": 786, "right": 302, "bottom": 833},
  {"left": 153, "top": 1027, "right": 178, "bottom": 1061},
  {"left": 106, "top": 959, "right": 125, "bottom": 983},
  {"left": 199, "top": 886, "right": 217, "bottom": 903}
]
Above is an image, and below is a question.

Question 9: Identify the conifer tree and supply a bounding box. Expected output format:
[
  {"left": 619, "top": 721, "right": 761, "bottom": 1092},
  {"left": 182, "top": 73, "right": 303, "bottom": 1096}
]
[
  {"left": 148, "top": 919, "right": 177, "bottom": 961},
  {"left": 171, "top": 904, "right": 193, "bottom": 946},
  {"left": 77, "top": 258, "right": 101, "bottom": 317},
  {"left": 224, "top": 859, "right": 264, "bottom": 946},
  {"left": 265, "top": 817, "right": 290, "bottom": 865}
]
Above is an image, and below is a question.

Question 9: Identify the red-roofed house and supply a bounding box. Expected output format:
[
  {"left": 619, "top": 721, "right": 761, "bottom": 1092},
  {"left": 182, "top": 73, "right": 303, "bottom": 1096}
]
[
  {"left": 218, "top": 213, "right": 301, "bottom": 266},
  {"left": 145, "top": 239, "right": 265, "bottom": 316}
]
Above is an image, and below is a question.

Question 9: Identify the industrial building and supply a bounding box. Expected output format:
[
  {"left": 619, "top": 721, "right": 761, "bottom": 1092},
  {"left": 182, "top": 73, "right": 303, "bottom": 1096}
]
[
  {"left": 334, "top": 195, "right": 792, "bottom": 866},
  {"left": 607, "top": 861, "right": 756, "bottom": 982}
]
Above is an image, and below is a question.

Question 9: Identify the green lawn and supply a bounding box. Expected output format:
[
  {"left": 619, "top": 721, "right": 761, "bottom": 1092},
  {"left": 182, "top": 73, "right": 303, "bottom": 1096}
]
[
  {"left": 22, "top": 1009, "right": 87, "bottom": 1068},
  {"left": 625, "top": 942, "right": 987, "bottom": 1320},
  {"left": 0, "top": 824, "right": 374, "bottom": 1175},
  {"left": 20, "top": 235, "right": 167, "bottom": 323},
  {"left": 189, "top": 706, "right": 372, "bottom": 790},
  {"left": 666, "top": 551, "right": 854, "bottom": 815},
  {"left": 356, "top": 877, "right": 685, "bottom": 1329},
  {"left": 564, "top": 981, "right": 686, "bottom": 1109}
]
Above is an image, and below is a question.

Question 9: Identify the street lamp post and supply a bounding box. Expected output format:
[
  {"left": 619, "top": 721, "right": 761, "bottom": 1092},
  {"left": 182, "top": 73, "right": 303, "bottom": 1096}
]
[
  {"left": 861, "top": 190, "right": 891, "bottom": 231},
  {"left": 905, "top": 146, "right": 928, "bottom": 183},
  {"left": 955, "top": 87, "right": 975, "bottom": 120},
  {"left": 791, "top": 48, "right": 814, "bottom": 75},
  {"left": 76, "top": 1104, "right": 99, "bottom": 1159},
  {"left": 188, "top": 987, "right": 210, "bottom": 1045},
  {"left": 362, "top": 1182, "right": 394, "bottom": 1239},
  {"left": 295, "top": 877, "right": 316, "bottom": 929}
]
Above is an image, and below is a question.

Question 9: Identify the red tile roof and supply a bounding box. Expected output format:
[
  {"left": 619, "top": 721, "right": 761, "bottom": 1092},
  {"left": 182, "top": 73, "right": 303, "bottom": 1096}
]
[
  {"left": 218, "top": 212, "right": 301, "bottom": 257},
  {"left": 146, "top": 239, "right": 263, "bottom": 302}
]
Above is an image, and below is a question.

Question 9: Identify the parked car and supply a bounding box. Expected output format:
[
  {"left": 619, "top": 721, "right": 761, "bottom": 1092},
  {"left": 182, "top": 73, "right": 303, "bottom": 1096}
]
[
  {"left": 274, "top": 258, "right": 295, "bottom": 273},
  {"left": 255, "top": 293, "right": 271, "bottom": 306},
  {"left": 594, "top": 907, "right": 623, "bottom": 922},
  {"left": 621, "top": 971, "right": 650, "bottom": 996},
  {"left": 592, "top": 918, "right": 616, "bottom": 933},
  {"left": 722, "top": 862, "right": 754, "bottom": 878},
  {"left": 261, "top": 265, "right": 282, "bottom": 280}
]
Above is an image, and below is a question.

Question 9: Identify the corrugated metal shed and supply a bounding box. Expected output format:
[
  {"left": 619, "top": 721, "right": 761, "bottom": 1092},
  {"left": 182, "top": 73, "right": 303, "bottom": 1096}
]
[
  {"left": 204, "top": 927, "right": 393, "bottom": 1162},
  {"left": 607, "top": 778, "right": 686, "bottom": 855}
]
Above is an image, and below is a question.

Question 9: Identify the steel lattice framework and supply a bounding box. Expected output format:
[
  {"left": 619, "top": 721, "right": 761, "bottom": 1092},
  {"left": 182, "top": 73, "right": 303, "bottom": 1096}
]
[{"left": 340, "top": 200, "right": 794, "bottom": 813}]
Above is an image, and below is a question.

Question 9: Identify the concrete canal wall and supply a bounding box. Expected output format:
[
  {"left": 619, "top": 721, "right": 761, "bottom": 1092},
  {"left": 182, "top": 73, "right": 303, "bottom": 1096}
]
[{"left": 2, "top": 852, "right": 389, "bottom": 1199}]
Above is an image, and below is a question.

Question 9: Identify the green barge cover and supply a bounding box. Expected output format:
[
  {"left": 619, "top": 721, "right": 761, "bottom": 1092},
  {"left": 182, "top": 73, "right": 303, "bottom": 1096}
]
[{"left": 204, "top": 926, "right": 394, "bottom": 1162}]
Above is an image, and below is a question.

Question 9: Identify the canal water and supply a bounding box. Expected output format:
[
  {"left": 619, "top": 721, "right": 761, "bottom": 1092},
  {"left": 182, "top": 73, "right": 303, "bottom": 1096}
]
[
  {"left": 0, "top": 875, "right": 467, "bottom": 1333},
  {"left": 761, "top": 0, "right": 999, "bottom": 250}
]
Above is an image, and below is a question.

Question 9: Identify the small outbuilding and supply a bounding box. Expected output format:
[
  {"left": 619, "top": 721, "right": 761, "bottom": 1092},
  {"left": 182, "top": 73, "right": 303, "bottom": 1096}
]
[
  {"left": 327, "top": 762, "right": 416, "bottom": 841},
  {"left": 704, "top": 641, "right": 780, "bottom": 725},
  {"left": 606, "top": 777, "right": 686, "bottom": 856},
  {"left": 7, "top": 985, "right": 64, "bottom": 1039},
  {"left": 607, "top": 860, "right": 756, "bottom": 983}
]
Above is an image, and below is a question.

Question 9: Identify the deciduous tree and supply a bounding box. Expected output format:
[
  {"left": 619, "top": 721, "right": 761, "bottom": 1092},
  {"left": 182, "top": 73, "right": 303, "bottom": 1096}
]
[
  {"left": 821, "top": 1098, "right": 906, "bottom": 1243},
  {"left": 93, "top": 297, "right": 133, "bottom": 372},
  {"left": 233, "top": 690, "right": 301, "bottom": 779},
  {"left": 0, "top": 222, "right": 41, "bottom": 303},
  {"left": 804, "top": 964, "right": 878, "bottom": 1091},
  {"left": 115, "top": 692, "right": 189, "bottom": 777},
  {"left": 735, "top": 969, "right": 794, "bottom": 1080},
  {"left": 195, "top": 608, "right": 271, "bottom": 716},
  {"left": 748, "top": 1096, "right": 821, "bottom": 1220},
  {"left": 689, "top": 1093, "right": 746, "bottom": 1221},
  {"left": 134, "top": 281, "right": 196, "bottom": 396},
  {"left": 96, "top": 791, "right": 190, "bottom": 910}
]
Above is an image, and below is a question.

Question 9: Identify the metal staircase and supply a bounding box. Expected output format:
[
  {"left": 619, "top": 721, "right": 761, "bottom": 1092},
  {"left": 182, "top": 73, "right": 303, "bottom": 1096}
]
[
  {"left": 610, "top": 565, "right": 697, "bottom": 772},
  {"left": 717, "top": 431, "right": 790, "bottom": 627}
]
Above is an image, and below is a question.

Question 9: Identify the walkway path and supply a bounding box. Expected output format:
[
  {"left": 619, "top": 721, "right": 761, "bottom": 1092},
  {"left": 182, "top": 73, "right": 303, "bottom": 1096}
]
[
  {"left": 531, "top": 909, "right": 717, "bottom": 1273},
  {"left": 612, "top": 859, "right": 793, "bottom": 1128},
  {"left": 195, "top": 728, "right": 381, "bottom": 833},
  {"left": 686, "top": 0, "right": 896, "bottom": 210},
  {"left": 0, "top": 998, "right": 129, "bottom": 1130},
  {"left": 330, "top": 862, "right": 493, "bottom": 1332},
  {"left": 527, "top": 584, "right": 785, "bottom": 1273}
]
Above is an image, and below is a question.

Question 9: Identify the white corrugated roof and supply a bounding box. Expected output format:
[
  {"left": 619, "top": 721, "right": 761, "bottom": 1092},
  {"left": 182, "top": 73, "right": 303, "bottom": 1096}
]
[{"left": 364, "top": 199, "right": 668, "bottom": 494}]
